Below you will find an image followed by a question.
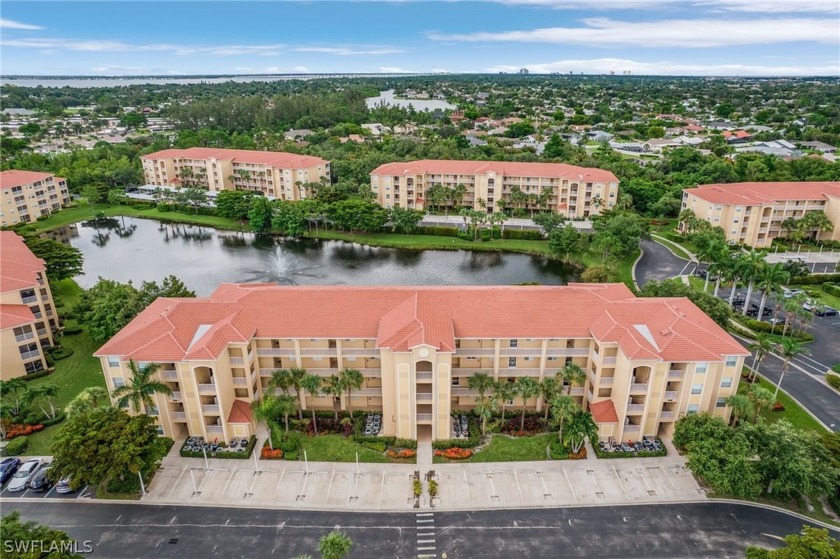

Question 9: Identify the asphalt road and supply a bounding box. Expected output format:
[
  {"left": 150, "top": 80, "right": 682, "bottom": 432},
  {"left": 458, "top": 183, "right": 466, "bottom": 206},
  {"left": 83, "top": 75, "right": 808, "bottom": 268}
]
[
  {"left": 635, "top": 240, "right": 696, "bottom": 287},
  {"left": 3, "top": 500, "right": 838, "bottom": 558}
]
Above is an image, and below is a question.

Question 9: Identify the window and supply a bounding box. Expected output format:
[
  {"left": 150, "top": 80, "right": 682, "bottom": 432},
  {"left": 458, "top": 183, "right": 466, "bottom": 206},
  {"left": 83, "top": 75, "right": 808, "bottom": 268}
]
[
  {"left": 508, "top": 357, "right": 516, "bottom": 367},
  {"left": 509, "top": 339, "right": 518, "bottom": 348},
  {"left": 547, "top": 356, "right": 558, "bottom": 361},
  {"left": 721, "top": 377, "right": 733, "bottom": 388},
  {"left": 687, "top": 404, "right": 700, "bottom": 415},
  {"left": 25, "top": 360, "right": 44, "bottom": 374},
  {"left": 716, "top": 398, "right": 726, "bottom": 408},
  {"left": 113, "top": 377, "right": 125, "bottom": 388},
  {"left": 695, "top": 362, "right": 708, "bottom": 374},
  {"left": 725, "top": 356, "right": 737, "bottom": 367},
  {"left": 107, "top": 356, "right": 120, "bottom": 367},
  {"left": 691, "top": 384, "right": 702, "bottom": 395},
  {"left": 451, "top": 377, "right": 459, "bottom": 386}
]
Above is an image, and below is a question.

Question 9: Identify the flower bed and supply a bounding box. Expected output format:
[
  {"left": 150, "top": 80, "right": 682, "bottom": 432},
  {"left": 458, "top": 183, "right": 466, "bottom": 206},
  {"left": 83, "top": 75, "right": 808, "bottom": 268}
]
[
  {"left": 500, "top": 416, "right": 545, "bottom": 436},
  {"left": 548, "top": 440, "right": 586, "bottom": 460},
  {"left": 386, "top": 448, "right": 416, "bottom": 459},
  {"left": 4, "top": 423, "right": 44, "bottom": 439},
  {"left": 260, "top": 446, "right": 284, "bottom": 460},
  {"left": 434, "top": 447, "right": 472, "bottom": 460}
]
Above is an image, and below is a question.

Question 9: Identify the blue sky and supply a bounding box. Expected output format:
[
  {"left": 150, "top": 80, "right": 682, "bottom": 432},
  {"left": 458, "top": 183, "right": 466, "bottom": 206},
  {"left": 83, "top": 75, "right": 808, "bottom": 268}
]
[{"left": 1, "top": 1, "right": 838, "bottom": 76}]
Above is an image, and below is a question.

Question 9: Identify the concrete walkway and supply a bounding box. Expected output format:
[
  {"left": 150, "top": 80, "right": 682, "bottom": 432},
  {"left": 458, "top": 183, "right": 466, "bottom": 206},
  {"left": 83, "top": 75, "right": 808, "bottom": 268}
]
[{"left": 143, "top": 439, "right": 703, "bottom": 513}]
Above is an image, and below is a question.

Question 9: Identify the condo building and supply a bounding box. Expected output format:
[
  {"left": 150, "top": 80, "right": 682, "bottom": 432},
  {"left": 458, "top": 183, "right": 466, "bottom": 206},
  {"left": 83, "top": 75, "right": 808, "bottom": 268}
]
[
  {"left": 369, "top": 160, "right": 619, "bottom": 218},
  {"left": 141, "top": 148, "right": 331, "bottom": 200},
  {"left": 95, "top": 283, "right": 747, "bottom": 442},
  {"left": 0, "top": 170, "right": 71, "bottom": 227},
  {"left": 681, "top": 181, "right": 840, "bottom": 248},
  {"left": 0, "top": 232, "right": 59, "bottom": 380}
]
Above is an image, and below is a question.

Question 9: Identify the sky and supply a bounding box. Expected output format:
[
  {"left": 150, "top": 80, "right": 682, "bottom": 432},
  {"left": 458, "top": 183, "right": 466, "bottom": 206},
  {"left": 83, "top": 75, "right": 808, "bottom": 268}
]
[{"left": 1, "top": 0, "right": 839, "bottom": 77}]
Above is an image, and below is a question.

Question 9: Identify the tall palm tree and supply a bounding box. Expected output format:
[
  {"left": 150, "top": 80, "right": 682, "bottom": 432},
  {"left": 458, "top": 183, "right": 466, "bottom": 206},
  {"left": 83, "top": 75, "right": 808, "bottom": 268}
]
[
  {"left": 557, "top": 363, "right": 586, "bottom": 395},
  {"left": 725, "top": 394, "right": 755, "bottom": 426},
  {"left": 65, "top": 386, "right": 110, "bottom": 416},
  {"left": 563, "top": 411, "right": 598, "bottom": 454},
  {"left": 251, "top": 395, "right": 281, "bottom": 450},
  {"left": 324, "top": 375, "right": 344, "bottom": 421},
  {"left": 22, "top": 384, "right": 60, "bottom": 420},
  {"left": 710, "top": 249, "right": 732, "bottom": 298},
  {"left": 747, "top": 385, "right": 775, "bottom": 417},
  {"left": 736, "top": 250, "right": 766, "bottom": 315},
  {"left": 0, "top": 378, "right": 27, "bottom": 418},
  {"left": 318, "top": 530, "right": 353, "bottom": 559},
  {"left": 698, "top": 238, "right": 727, "bottom": 293},
  {"left": 111, "top": 360, "right": 172, "bottom": 413},
  {"left": 276, "top": 394, "right": 298, "bottom": 435},
  {"left": 338, "top": 368, "right": 364, "bottom": 415},
  {"left": 517, "top": 377, "right": 542, "bottom": 431},
  {"left": 467, "top": 372, "right": 494, "bottom": 402},
  {"left": 300, "top": 374, "right": 323, "bottom": 434},
  {"left": 473, "top": 394, "right": 497, "bottom": 436},
  {"left": 755, "top": 263, "right": 790, "bottom": 320},
  {"left": 550, "top": 395, "right": 577, "bottom": 444},
  {"left": 494, "top": 380, "right": 518, "bottom": 422},
  {"left": 540, "top": 377, "right": 560, "bottom": 425},
  {"left": 286, "top": 367, "right": 308, "bottom": 419},
  {"left": 269, "top": 369, "right": 294, "bottom": 395},
  {"left": 747, "top": 334, "right": 774, "bottom": 382},
  {"left": 774, "top": 339, "right": 807, "bottom": 400}
]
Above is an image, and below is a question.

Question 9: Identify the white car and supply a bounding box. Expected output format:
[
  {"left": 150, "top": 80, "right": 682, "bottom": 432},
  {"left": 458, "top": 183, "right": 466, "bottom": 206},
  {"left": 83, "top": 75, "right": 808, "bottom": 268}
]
[
  {"left": 783, "top": 289, "right": 805, "bottom": 299},
  {"left": 802, "top": 300, "right": 818, "bottom": 311},
  {"left": 6, "top": 459, "right": 42, "bottom": 492}
]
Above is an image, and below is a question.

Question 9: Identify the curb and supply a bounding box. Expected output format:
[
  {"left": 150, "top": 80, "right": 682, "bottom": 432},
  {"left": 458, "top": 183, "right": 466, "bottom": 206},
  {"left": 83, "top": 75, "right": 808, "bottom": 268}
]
[{"left": 631, "top": 247, "right": 644, "bottom": 291}]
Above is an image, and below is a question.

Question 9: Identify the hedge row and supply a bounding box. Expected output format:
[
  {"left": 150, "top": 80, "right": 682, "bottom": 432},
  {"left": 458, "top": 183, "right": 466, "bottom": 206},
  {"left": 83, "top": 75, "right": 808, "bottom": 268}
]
[
  {"left": 732, "top": 316, "right": 814, "bottom": 341},
  {"left": 827, "top": 373, "right": 840, "bottom": 392},
  {"left": 41, "top": 414, "right": 66, "bottom": 428},
  {"left": 5, "top": 436, "right": 29, "bottom": 455},
  {"left": 414, "top": 226, "right": 460, "bottom": 238},
  {"left": 792, "top": 273, "right": 840, "bottom": 285},
  {"left": 501, "top": 229, "right": 544, "bottom": 240},
  {"left": 823, "top": 283, "right": 840, "bottom": 298},
  {"left": 22, "top": 369, "right": 52, "bottom": 382}
]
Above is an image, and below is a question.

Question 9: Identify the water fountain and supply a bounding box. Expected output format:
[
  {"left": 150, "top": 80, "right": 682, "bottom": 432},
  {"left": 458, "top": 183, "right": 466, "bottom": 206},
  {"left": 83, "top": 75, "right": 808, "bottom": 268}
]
[{"left": 239, "top": 246, "right": 323, "bottom": 285}]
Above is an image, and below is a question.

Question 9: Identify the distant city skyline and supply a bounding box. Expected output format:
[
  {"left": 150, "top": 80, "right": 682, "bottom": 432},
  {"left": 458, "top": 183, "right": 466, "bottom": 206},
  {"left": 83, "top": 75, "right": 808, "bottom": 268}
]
[{"left": 1, "top": 0, "right": 839, "bottom": 77}]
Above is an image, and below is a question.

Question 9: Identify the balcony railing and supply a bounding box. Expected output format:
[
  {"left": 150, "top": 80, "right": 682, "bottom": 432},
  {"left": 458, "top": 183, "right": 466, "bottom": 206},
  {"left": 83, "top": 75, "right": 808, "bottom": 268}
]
[
  {"left": 256, "top": 348, "right": 295, "bottom": 357},
  {"left": 626, "top": 404, "right": 645, "bottom": 414},
  {"left": 206, "top": 425, "right": 224, "bottom": 435},
  {"left": 569, "top": 386, "right": 585, "bottom": 396},
  {"left": 229, "top": 357, "right": 244, "bottom": 366},
  {"left": 623, "top": 424, "right": 641, "bottom": 434},
  {"left": 602, "top": 357, "right": 617, "bottom": 366},
  {"left": 416, "top": 371, "right": 433, "bottom": 381},
  {"left": 197, "top": 383, "right": 216, "bottom": 395},
  {"left": 171, "top": 391, "right": 182, "bottom": 402},
  {"left": 663, "top": 391, "right": 679, "bottom": 402},
  {"left": 20, "top": 350, "right": 40, "bottom": 361},
  {"left": 355, "top": 388, "right": 382, "bottom": 397},
  {"left": 162, "top": 369, "right": 178, "bottom": 381},
  {"left": 35, "top": 329, "right": 47, "bottom": 337},
  {"left": 233, "top": 377, "right": 248, "bottom": 386},
  {"left": 630, "top": 383, "right": 648, "bottom": 394},
  {"left": 451, "top": 388, "right": 479, "bottom": 397},
  {"left": 416, "top": 413, "right": 433, "bottom": 423},
  {"left": 601, "top": 376, "right": 614, "bottom": 387},
  {"left": 341, "top": 347, "right": 379, "bottom": 356},
  {"left": 21, "top": 296, "right": 37, "bottom": 304},
  {"left": 299, "top": 348, "right": 337, "bottom": 357},
  {"left": 545, "top": 347, "right": 590, "bottom": 357},
  {"left": 416, "top": 393, "right": 433, "bottom": 401},
  {"left": 202, "top": 405, "right": 220, "bottom": 415},
  {"left": 497, "top": 348, "right": 542, "bottom": 356},
  {"left": 660, "top": 411, "right": 676, "bottom": 421},
  {"left": 498, "top": 368, "right": 541, "bottom": 377},
  {"left": 454, "top": 348, "right": 495, "bottom": 357},
  {"left": 668, "top": 369, "right": 684, "bottom": 380},
  {"left": 171, "top": 412, "right": 187, "bottom": 422},
  {"left": 14, "top": 332, "right": 35, "bottom": 343}
]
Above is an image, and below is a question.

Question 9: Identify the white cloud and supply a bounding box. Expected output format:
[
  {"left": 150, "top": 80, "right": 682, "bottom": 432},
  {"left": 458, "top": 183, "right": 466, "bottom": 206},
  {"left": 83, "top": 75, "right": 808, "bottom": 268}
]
[
  {"left": 429, "top": 17, "right": 839, "bottom": 47},
  {"left": 293, "top": 46, "right": 405, "bottom": 55},
  {"left": 263, "top": 66, "right": 309, "bottom": 74},
  {"left": 379, "top": 66, "right": 415, "bottom": 73},
  {"left": 695, "top": 0, "right": 839, "bottom": 13},
  {"left": 0, "top": 18, "right": 43, "bottom": 30},
  {"left": 492, "top": 0, "right": 670, "bottom": 8},
  {"left": 487, "top": 57, "right": 839, "bottom": 76},
  {"left": 91, "top": 65, "right": 143, "bottom": 74}
]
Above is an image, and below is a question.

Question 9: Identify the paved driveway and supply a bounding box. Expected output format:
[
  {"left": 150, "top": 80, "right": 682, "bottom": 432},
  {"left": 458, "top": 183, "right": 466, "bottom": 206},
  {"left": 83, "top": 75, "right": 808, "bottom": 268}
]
[{"left": 635, "top": 240, "right": 696, "bottom": 287}]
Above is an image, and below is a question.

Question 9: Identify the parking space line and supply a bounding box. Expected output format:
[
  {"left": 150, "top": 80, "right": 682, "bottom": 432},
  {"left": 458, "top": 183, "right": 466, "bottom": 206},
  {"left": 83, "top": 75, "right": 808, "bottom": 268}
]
[
  {"left": 273, "top": 466, "right": 287, "bottom": 499},
  {"left": 44, "top": 485, "right": 57, "bottom": 498},
  {"left": 221, "top": 467, "right": 237, "bottom": 498},
  {"left": 77, "top": 485, "right": 90, "bottom": 499},
  {"left": 612, "top": 466, "right": 630, "bottom": 500},
  {"left": 168, "top": 466, "right": 189, "bottom": 500},
  {"left": 513, "top": 469, "right": 523, "bottom": 502},
  {"left": 562, "top": 468, "right": 578, "bottom": 502}
]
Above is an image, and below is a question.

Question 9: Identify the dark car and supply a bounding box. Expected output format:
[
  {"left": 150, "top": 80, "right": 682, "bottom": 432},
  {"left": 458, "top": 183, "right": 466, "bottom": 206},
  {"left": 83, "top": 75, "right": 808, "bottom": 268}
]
[
  {"left": 0, "top": 457, "right": 21, "bottom": 485},
  {"left": 815, "top": 306, "right": 839, "bottom": 317},
  {"left": 28, "top": 465, "right": 52, "bottom": 492}
]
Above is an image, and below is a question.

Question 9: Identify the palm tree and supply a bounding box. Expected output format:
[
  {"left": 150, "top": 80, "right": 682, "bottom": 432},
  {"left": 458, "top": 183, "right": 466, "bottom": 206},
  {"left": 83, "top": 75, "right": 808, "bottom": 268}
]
[
  {"left": 557, "top": 363, "right": 586, "bottom": 395},
  {"left": 517, "top": 377, "right": 542, "bottom": 431},
  {"left": 269, "top": 369, "right": 294, "bottom": 395},
  {"left": 736, "top": 250, "right": 766, "bottom": 315},
  {"left": 563, "top": 411, "right": 598, "bottom": 454},
  {"left": 338, "top": 368, "right": 364, "bottom": 415},
  {"left": 755, "top": 263, "right": 790, "bottom": 320},
  {"left": 698, "top": 238, "right": 727, "bottom": 293},
  {"left": 494, "top": 380, "right": 517, "bottom": 422},
  {"left": 251, "top": 396, "right": 281, "bottom": 450},
  {"left": 65, "top": 386, "right": 110, "bottom": 416},
  {"left": 286, "top": 367, "right": 308, "bottom": 419},
  {"left": 318, "top": 530, "right": 352, "bottom": 559},
  {"left": 774, "top": 338, "right": 807, "bottom": 400},
  {"left": 725, "top": 394, "right": 755, "bottom": 426},
  {"left": 747, "top": 334, "right": 774, "bottom": 382},
  {"left": 0, "top": 378, "right": 27, "bottom": 418},
  {"left": 747, "top": 385, "right": 775, "bottom": 417},
  {"left": 540, "top": 377, "right": 560, "bottom": 425},
  {"left": 467, "top": 372, "right": 494, "bottom": 402},
  {"left": 324, "top": 375, "right": 344, "bottom": 421},
  {"left": 276, "top": 394, "right": 298, "bottom": 435},
  {"left": 301, "top": 374, "right": 323, "bottom": 434},
  {"left": 710, "top": 248, "right": 732, "bottom": 298},
  {"left": 550, "top": 395, "right": 577, "bottom": 444},
  {"left": 22, "top": 384, "right": 60, "bottom": 420},
  {"left": 111, "top": 360, "right": 172, "bottom": 413},
  {"left": 473, "top": 394, "right": 497, "bottom": 436}
]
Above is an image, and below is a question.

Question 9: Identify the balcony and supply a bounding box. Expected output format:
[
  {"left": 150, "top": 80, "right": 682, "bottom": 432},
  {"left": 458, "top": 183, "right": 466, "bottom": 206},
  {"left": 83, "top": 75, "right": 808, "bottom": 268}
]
[
  {"left": 668, "top": 369, "right": 684, "bottom": 380},
  {"left": 602, "top": 357, "right": 617, "bottom": 366},
  {"left": 416, "top": 371, "right": 433, "bottom": 381},
  {"left": 626, "top": 404, "right": 645, "bottom": 414},
  {"left": 630, "top": 383, "right": 648, "bottom": 394},
  {"left": 600, "top": 377, "right": 614, "bottom": 387},
  {"left": 299, "top": 348, "right": 337, "bottom": 357},
  {"left": 197, "top": 383, "right": 217, "bottom": 395},
  {"left": 545, "top": 347, "right": 590, "bottom": 357},
  {"left": 206, "top": 425, "right": 224, "bottom": 435},
  {"left": 341, "top": 347, "right": 379, "bottom": 356},
  {"left": 663, "top": 391, "right": 679, "bottom": 402},
  {"left": 170, "top": 391, "right": 182, "bottom": 402},
  {"left": 355, "top": 388, "right": 382, "bottom": 397},
  {"left": 497, "top": 348, "right": 542, "bottom": 356},
  {"left": 162, "top": 369, "right": 178, "bottom": 381},
  {"left": 229, "top": 357, "right": 245, "bottom": 366},
  {"left": 416, "top": 393, "right": 433, "bottom": 401},
  {"left": 233, "top": 377, "right": 248, "bottom": 387},
  {"left": 171, "top": 412, "right": 187, "bottom": 422},
  {"left": 569, "top": 386, "right": 585, "bottom": 396},
  {"left": 14, "top": 332, "right": 35, "bottom": 343},
  {"left": 498, "top": 368, "right": 541, "bottom": 377},
  {"left": 256, "top": 348, "right": 295, "bottom": 357},
  {"left": 623, "top": 424, "right": 641, "bottom": 435},
  {"left": 455, "top": 348, "right": 495, "bottom": 357},
  {"left": 660, "top": 411, "right": 676, "bottom": 421},
  {"left": 202, "top": 405, "right": 220, "bottom": 415},
  {"left": 21, "top": 295, "right": 37, "bottom": 304},
  {"left": 416, "top": 413, "right": 433, "bottom": 423},
  {"left": 451, "top": 388, "right": 479, "bottom": 397}
]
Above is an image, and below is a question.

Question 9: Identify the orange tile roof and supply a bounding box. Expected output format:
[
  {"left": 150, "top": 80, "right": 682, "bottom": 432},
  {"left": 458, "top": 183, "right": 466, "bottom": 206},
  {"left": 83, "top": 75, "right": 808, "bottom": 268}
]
[
  {"left": 141, "top": 147, "right": 328, "bottom": 170},
  {"left": 370, "top": 160, "right": 618, "bottom": 183},
  {"left": 686, "top": 181, "right": 840, "bottom": 206},
  {"left": 589, "top": 400, "right": 619, "bottom": 423},
  {"left": 0, "top": 232, "right": 46, "bottom": 293},
  {"left": 0, "top": 304, "right": 36, "bottom": 330},
  {"left": 228, "top": 399, "right": 253, "bottom": 424},
  {"left": 0, "top": 170, "right": 56, "bottom": 191},
  {"left": 95, "top": 284, "right": 747, "bottom": 363}
]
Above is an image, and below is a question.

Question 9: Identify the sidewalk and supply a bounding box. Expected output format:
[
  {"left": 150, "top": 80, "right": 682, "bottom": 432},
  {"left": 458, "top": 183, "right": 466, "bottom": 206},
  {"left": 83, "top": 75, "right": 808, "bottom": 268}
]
[{"left": 143, "top": 440, "right": 703, "bottom": 513}]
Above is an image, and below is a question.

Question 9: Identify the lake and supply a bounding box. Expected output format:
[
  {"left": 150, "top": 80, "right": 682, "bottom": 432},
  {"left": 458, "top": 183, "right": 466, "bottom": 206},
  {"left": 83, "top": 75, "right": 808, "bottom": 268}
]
[
  {"left": 64, "top": 217, "right": 576, "bottom": 295},
  {"left": 365, "top": 90, "right": 456, "bottom": 111}
]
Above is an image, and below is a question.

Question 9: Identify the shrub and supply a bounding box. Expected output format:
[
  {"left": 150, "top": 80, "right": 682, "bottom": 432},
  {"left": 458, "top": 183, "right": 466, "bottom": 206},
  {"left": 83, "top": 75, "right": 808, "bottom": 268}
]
[
  {"left": 832, "top": 364, "right": 840, "bottom": 374},
  {"left": 772, "top": 402, "right": 786, "bottom": 412},
  {"left": 502, "top": 229, "right": 544, "bottom": 240},
  {"left": 361, "top": 441, "right": 387, "bottom": 452},
  {"left": 792, "top": 273, "right": 840, "bottom": 285},
  {"left": 413, "top": 478, "right": 422, "bottom": 497},
  {"left": 433, "top": 447, "right": 472, "bottom": 460},
  {"left": 5, "top": 436, "right": 29, "bottom": 455},
  {"left": 354, "top": 435, "right": 396, "bottom": 447},
  {"left": 260, "top": 446, "right": 283, "bottom": 460},
  {"left": 21, "top": 369, "right": 52, "bottom": 381},
  {"left": 394, "top": 438, "right": 417, "bottom": 450},
  {"left": 827, "top": 373, "right": 840, "bottom": 392},
  {"left": 416, "top": 226, "right": 459, "bottom": 238},
  {"left": 49, "top": 347, "right": 75, "bottom": 360},
  {"left": 62, "top": 326, "right": 83, "bottom": 335},
  {"left": 823, "top": 283, "right": 840, "bottom": 298},
  {"left": 428, "top": 479, "right": 438, "bottom": 497},
  {"left": 41, "top": 414, "right": 65, "bottom": 428},
  {"left": 5, "top": 424, "right": 44, "bottom": 439},
  {"left": 549, "top": 440, "right": 569, "bottom": 460}
]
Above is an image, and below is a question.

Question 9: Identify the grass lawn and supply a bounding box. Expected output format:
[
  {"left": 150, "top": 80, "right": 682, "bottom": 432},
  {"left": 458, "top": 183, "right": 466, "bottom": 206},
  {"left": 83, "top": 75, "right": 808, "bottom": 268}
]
[
  {"left": 284, "top": 432, "right": 392, "bottom": 463},
  {"left": 20, "top": 279, "right": 106, "bottom": 456},
  {"left": 651, "top": 234, "right": 695, "bottom": 260},
  {"left": 738, "top": 373, "right": 828, "bottom": 434},
  {"left": 434, "top": 433, "right": 553, "bottom": 463},
  {"left": 788, "top": 284, "right": 840, "bottom": 311}
]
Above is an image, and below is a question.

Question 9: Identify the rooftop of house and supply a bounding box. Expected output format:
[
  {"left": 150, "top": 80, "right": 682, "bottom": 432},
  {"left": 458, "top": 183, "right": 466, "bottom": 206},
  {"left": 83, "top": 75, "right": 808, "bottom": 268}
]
[
  {"left": 369, "top": 160, "right": 619, "bottom": 183},
  {"left": 0, "top": 304, "right": 37, "bottom": 331},
  {"left": 0, "top": 170, "right": 57, "bottom": 190},
  {"left": 141, "top": 147, "right": 328, "bottom": 170},
  {"left": 0, "top": 231, "right": 47, "bottom": 294},
  {"left": 685, "top": 181, "right": 840, "bottom": 206},
  {"left": 95, "top": 283, "right": 747, "bottom": 364}
]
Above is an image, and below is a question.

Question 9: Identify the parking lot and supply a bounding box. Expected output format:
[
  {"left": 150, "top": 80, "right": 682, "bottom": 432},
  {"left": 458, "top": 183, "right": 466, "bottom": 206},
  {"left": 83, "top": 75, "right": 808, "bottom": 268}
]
[{"left": 0, "top": 457, "right": 91, "bottom": 501}]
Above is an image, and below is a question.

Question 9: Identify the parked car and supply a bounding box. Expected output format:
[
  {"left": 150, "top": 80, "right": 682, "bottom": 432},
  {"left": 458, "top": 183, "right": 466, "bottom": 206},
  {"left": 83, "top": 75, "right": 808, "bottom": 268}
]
[
  {"left": 28, "top": 464, "right": 52, "bottom": 492},
  {"left": 54, "top": 477, "right": 76, "bottom": 494},
  {"left": 802, "top": 300, "right": 818, "bottom": 311},
  {"left": 0, "top": 457, "right": 21, "bottom": 485},
  {"left": 6, "top": 459, "right": 42, "bottom": 492},
  {"left": 814, "top": 306, "right": 839, "bottom": 317},
  {"left": 783, "top": 289, "right": 805, "bottom": 299},
  {"left": 746, "top": 304, "right": 772, "bottom": 317},
  {"left": 697, "top": 269, "right": 717, "bottom": 280}
]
